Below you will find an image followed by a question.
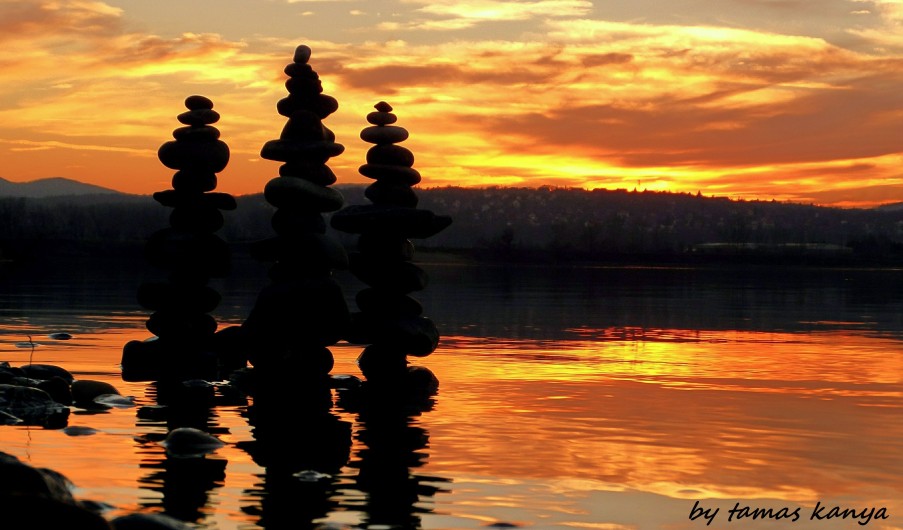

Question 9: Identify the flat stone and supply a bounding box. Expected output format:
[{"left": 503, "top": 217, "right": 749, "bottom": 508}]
[
  {"left": 360, "top": 125, "right": 408, "bottom": 145},
  {"left": 241, "top": 278, "right": 349, "bottom": 354},
  {"left": 277, "top": 94, "right": 338, "bottom": 119},
  {"left": 137, "top": 282, "right": 221, "bottom": 313},
  {"left": 366, "top": 111, "right": 397, "bottom": 126},
  {"left": 356, "top": 288, "right": 422, "bottom": 316},
  {"left": 158, "top": 139, "right": 230, "bottom": 172},
  {"left": 169, "top": 204, "right": 225, "bottom": 233},
  {"left": 153, "top": 190, "right": 236, "bottom": 210},
  {"left": 144, "top": 228, "right": 230, "bottom": 276},
  {"left": 280, "top": 111, "right": 328, "bottom": 141},
  {"left": 271, "top": 208, "right": 327, "bottom": 234},
  {"left": 146, "top": 311, "right": 217, "bottom": 340},
  {"left": 331, "top": 205, "right": 451, "bottom": 238},
  {"left": 357, "top": 232, "right": 415, "bottom": 261},
  {"left": 278, "top": 162, "right": 337, "bottom": 186},
  {"left": 286, "top": 76, "right": 324, "bottom": 95},
  {"left": 185, "top": 95, "right": 214, "bottom": 110},
  {"left": 249, "top": 233, "right": 348, "bottom": 271},
  {"left": 375, "top": 101, "right": 393, "bottom": 112},
  {"left": 359, "top": 163, "right": 422, "bottom": 186},
  {"left": 171, "top": 170, "right": 217, "bottom": 193},
  {"left": 172, "top": 125, "right": 220, "bottom": 142},
  {"left": 264, "top": 176, "right": 344, "bottom": 212},
  {"left": 260, "top": 139, "right": 344, "bottom": 164},
  {"left": 365, "top": 180, "right": 419, "bottom": 207},
  {"left": 348, "top": 253, "right": 429, "bottom": 293},
  {"left": 177, "top": 108, "right": 220, "bottom": 126},
  {"left": 366, "top": 144, "right": 414, "bottom": 166}
]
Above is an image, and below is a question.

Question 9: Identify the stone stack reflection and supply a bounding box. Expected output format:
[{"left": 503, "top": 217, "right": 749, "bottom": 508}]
[
  {"left": 121, "top": 95, "right": 235, "bottom": 382},
  {"left": 331, "top": 102, "right": 451, "bottom": 396}
]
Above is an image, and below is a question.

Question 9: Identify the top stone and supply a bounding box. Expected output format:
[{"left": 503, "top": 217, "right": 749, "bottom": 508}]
[
  {"left": 294, "top": 45, "right": 312, "bottom": 64},
  {"left": 375, "top": 101, "right": 393, "bottom": 113},
  {"left": 185, "top": 95, "right": 214, "bottom": 110}
]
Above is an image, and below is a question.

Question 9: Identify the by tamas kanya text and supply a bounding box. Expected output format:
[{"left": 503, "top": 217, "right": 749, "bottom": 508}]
[{"left": 689, "top": 501, "right": 889, "bottom": 526}]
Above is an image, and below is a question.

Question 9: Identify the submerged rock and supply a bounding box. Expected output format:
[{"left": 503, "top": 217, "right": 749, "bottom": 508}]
[
  {"left": 160, "top": 427, "right": 225, "bottom": 458},
  {"left": 0, "top": 384, "right": 69, "bottom": 427}
]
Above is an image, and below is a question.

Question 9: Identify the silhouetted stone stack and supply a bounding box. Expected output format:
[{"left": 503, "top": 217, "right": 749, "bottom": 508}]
[
  {"left": 121, "top": 95, "right": 236, "bottom": 382},
  {"left": 331, "top": 102, "right": 451, "bottom": 395},
  {"left": 240, "top": 45, "right": 349, "bottom": 388}
]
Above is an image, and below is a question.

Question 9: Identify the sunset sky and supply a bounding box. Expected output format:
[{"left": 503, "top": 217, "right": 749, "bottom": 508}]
[{"left": 1, "top": 0, "right": 902, "bottom": 207}]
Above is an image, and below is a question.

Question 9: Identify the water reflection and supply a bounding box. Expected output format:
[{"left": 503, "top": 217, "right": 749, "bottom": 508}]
[
  {"left": 336, "top": 385, "right": 450, "bottom": 529},
  {"left": 0, "top": 262, "right": 901, "bottom": 528}
]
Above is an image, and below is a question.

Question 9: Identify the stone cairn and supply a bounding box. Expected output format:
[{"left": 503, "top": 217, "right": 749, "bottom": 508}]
[
  {"left": 122, "top": 95, "right": 235, "bottom": 383},
  {"left": 240, "top": 44, "right": 350, "bottom": 392},
  {"left": 331, "top": 102, "right": 451, "bottom": 395}
]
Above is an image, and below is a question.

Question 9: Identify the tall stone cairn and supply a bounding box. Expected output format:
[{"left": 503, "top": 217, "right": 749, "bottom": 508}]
[
  {"left": 122, "top": 95, "right": 236, "bottom": 382},
  {"left": 240, "top": 45, "right": 350, "bottom": 388},
  {"left": 331, "top": 102, "right": 452, "bottom": 393}
]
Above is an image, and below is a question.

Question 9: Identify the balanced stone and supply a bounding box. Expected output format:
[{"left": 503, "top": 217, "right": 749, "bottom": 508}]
[
  {"left": 358, "top": 163, "right": 421, "bottom": 186},
  {"left": 158, "top": 139, "right": 230, "bottom": 172},
  {"left": 332, "top": 205, "right": 451, "bottom": 238},
  {"left": 367, "top": 110, "right": 397, "bottom": 126},
  {"left": 348, "top": 255, "right": 428, "bottom": 293},
  {"left": 170, "top": 204, "right": 225, "bottom": 233},
  {"left": 294, "top": 44, "right": 312, "bottom": 64},
  {"left": 185, "top": 94, "right": 214, "bottom": 110},
  {"left": 357, "top": 232, "right": 415, "bottom": 261},
  {"left": 177, "top": 109, "right": 220, "bottom": 126},
  {"left": 364, "top": 180, "right": 419, "bottom": 207},
  {"left": 171, "top": 170, "right": 217, "bottom": 193},
  {"left": 260, "top": 139, "right": 344, "bottom": 164},
  {"left": 278, "top": 162, "right": 337, "bottom": 186},
  {"left": 360, "top": 125, "right": 409, "bottom": 145},
  {"left": 356, "top": 288, "right": 423, "bottom": 316},
  {"left": 284, "top": 62, "right": 315, "bottom": 78},
  {"left": 137, "top": 282, "right": 221, "bottom": 313},
  {"left": 173, "top": 125, "right": 220, "bottom": 142},
  {"left": 277, "top": 94, "right": 339, "bottom": 119},
  {"left": 366, "top": 144, "right": 414, "bottom": 166},
  {"left": 271, "top": 208, "right": 328, "bottom": 235},
  {"left": 280, "top": 111, "right": 329, "bottom": 141},
  {"left": 264, "top": 176, "right": 345, "bottom": 212}
]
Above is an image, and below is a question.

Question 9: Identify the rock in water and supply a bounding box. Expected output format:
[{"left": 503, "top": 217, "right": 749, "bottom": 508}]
[{"left": 160, "top": 427, "right": 225, "bottom": 457}]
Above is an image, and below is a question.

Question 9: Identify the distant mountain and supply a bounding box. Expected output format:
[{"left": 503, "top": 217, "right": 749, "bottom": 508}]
[
  {"left": 0, "top": 177, "right": 124, "bottom": 198},
  {"left": 874, "top": 202, "right": 903, "bottom": 212}
]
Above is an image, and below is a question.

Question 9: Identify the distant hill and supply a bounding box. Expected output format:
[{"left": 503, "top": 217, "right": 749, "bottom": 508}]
[{"left": 0, "top": 177, "right": 124, "bottom": 198}]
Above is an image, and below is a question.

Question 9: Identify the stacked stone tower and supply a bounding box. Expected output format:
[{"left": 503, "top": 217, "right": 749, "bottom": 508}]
[
  {"left": 122, "top": 95, "right": 235, "bottom": 382},
  {"left": 331, "top": 102, "right": 451, "bottom": 392},
  {"left": 240, "top": 45, "right": 349, "bottom": 387}
]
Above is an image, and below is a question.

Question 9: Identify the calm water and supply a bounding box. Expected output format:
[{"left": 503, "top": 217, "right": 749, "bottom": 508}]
[{"left": 0, "top": 257, "right": 901, "bottom": 530}]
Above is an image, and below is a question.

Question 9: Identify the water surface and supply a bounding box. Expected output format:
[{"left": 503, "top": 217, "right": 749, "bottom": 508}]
[{"left": 0, "top": 259, "right": 900, "bottom": 529}]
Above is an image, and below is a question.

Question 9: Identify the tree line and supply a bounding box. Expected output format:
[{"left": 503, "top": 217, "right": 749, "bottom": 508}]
[{"left": 3, "top": 186, "right": 903, "bottom": 263}]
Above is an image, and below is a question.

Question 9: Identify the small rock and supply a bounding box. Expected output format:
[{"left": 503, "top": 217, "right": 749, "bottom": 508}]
[
  {"left": 184, "top": 94, "right": 214, "bottom": 110},
  {"left": 160, "top": 427, "right": 224, "bottom": 458},
  {"left": 48, "top": 332, "right": 72, "bottom": 340},
  {"left": 294, "top": 44, "right": 312, "bottom": 64},
  {"left": 71, "top": 380, "right": 120, "bottom": 406},
  {"left": 21, "top": 363, "right": 73, "bottom": 383},
  {"left": 63, "top": 425, "right": 100, "bottom": 436}
]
